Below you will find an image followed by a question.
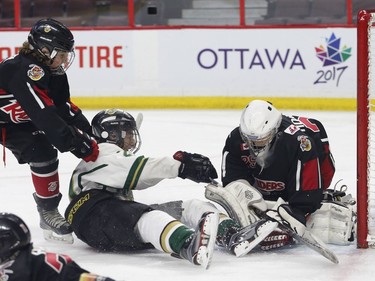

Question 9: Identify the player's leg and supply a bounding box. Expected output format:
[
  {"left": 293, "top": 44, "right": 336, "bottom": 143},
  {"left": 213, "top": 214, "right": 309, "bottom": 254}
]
[
  {"left": 3, "top": 124, "right": 72, "bottom": 243},
  {"left": 136, "top": 208, "right": 219, "bottom": 269}
]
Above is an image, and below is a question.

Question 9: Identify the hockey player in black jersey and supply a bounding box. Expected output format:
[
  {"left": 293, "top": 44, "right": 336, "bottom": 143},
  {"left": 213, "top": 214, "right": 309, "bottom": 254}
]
[
  {"left": 0, "top": 212, "right": 116, "bottom": 281},
  {"left": 207, "top": 100, "right": 355, "bottom": 250},
  {"left": 0, "top": 19, "right": 99, "bottom": 244}
]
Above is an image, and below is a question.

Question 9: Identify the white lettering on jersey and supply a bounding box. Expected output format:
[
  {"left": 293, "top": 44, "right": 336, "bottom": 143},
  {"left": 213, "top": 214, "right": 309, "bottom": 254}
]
[{"left": 0, "top": 99, "right": 30, "bottom": 123}]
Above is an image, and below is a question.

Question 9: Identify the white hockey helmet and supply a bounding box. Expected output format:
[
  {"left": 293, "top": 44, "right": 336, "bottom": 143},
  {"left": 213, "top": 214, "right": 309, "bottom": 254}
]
[{"left": 239, "top": 100, "right": 282, "bottom": 157}]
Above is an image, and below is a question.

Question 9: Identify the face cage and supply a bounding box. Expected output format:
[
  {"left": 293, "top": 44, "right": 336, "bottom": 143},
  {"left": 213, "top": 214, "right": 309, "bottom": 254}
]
[
  {"left": 50, "top": 49, "right": 75, "bottom": 75},
  {"left": 240, "top": 128, "right": 276, "bottom": 156},
  {"left": 128, "top": 130, "right": 141, "bottom": 154},
  {"left": 107, "top": 127, "right": 141, "bottom": 154}
]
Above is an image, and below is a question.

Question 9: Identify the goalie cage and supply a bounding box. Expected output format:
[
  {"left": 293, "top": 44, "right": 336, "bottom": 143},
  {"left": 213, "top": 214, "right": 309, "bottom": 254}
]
[{"left": 357, "top": 9, "right": 375, "bottom": 248}]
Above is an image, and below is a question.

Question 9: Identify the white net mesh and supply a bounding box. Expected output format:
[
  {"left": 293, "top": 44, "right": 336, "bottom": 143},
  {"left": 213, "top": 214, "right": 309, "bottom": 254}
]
[{"left": 368, "top": 13, "right": 375, "bottom": 246}]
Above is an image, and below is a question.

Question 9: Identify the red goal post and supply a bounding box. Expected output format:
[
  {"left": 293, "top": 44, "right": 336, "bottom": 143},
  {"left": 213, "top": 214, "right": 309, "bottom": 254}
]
[{"left": 357, "top": 9, "right": 375, "bottom": 249}]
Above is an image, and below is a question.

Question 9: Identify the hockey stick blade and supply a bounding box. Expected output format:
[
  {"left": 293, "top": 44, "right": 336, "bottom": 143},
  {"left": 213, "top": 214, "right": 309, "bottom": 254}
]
[
  {"left": 136, "top": 112, "right": 143, "bottom": 130},
  {"left": 273, "top": 220, "right": 339, "bottom": 264}
]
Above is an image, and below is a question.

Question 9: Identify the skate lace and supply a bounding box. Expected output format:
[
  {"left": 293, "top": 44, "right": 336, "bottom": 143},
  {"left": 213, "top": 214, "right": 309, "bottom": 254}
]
[{"left": 41, "top": 209, "right": 68, "bottom": 228}]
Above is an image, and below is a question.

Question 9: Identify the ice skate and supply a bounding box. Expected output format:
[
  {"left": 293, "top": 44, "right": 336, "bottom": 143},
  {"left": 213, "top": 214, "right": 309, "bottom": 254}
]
[
  {"left": 179, "top": 212, "right": 219, "bottom": 269},
  {"left": 226, "top": 219, "right": 279, "bottom": 257},
  {"left": 33, "top": 193, "right": 74, "bottom": 244}
]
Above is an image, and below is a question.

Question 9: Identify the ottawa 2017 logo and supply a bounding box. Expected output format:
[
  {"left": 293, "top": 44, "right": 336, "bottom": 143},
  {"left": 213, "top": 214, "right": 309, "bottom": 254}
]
[{"left": 314, "top": 33, "right": 352, "bottom": 86}]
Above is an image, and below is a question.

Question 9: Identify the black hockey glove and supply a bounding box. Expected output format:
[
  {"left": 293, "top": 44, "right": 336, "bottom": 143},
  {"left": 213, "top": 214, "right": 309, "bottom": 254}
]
[
  {"left": 69, "top": 126, "right": 99, "bottom": 162},
  {"left": 173, "top": 151, "right": 218, "bottom": 183}
]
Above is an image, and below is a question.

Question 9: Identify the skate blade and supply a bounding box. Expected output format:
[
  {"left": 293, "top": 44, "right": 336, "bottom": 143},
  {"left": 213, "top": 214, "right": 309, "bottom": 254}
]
[
  {"left": 234, "top": 221, "right": 278, "bottom": 257},
  {"left": 196, "top": 212, "right": 219, "bottom": 269},
  {"left": 43, "top": 229, "right": 74, "bottom": 244}
]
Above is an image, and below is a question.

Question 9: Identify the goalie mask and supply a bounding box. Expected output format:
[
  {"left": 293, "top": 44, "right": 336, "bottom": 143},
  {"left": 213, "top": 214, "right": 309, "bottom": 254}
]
[
  {"left": 0, "top": 213, "right": 31, "bottom": 265},
  {"left": 239, "top": 100, "right": 282, "bottom": 165},
  {"left": 92, "top": 109, "right": 141, "bottom": 153},
  {"left": 28, "top": 18, "right": 75, "bottom": 75}
]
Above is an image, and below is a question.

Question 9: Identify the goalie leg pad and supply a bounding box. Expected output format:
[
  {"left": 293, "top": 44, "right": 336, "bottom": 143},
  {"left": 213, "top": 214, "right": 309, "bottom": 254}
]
[
  {"left": 205, "top": 180, "right": 266, "bottom": 227},
  {"left": 306, "top": 202, "right": 356, "bottom": 245}
]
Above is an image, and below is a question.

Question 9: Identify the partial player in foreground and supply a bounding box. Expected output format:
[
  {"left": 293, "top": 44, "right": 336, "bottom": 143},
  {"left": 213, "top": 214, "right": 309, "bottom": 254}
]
[
  {"left": 0, "top": 212, "right": 116, "bottom": 281},
  {"left": 0, "top": 18, "right": 98, "bottom": 244},
  {"left": 206, "top": 99, "right": 356, "bottom": 252},
  {"left": 64, "top": 109, "right": 277, "bottom": 269}
]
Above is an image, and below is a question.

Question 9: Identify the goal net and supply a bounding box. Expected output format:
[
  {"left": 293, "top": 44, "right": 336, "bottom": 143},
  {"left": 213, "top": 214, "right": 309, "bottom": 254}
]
[{"left": 357, "top": 9, "right": 375, "bottom": 248}]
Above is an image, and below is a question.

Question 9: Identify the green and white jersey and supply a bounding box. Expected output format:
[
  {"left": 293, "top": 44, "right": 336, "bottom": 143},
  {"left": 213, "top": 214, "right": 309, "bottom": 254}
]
[{"left": 68, "top": 143, "right": 180, "bottom": 200}]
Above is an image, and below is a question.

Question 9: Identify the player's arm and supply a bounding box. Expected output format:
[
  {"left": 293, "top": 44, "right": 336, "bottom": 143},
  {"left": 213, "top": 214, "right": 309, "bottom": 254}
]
[
  {"left": 221, "top": 129, "right": 254, "bottom": 187},
  {"left": 288, "top": 136, "right": 324, "bottom": 215},
  {"left": 129, "top": 151, "right": 217, "bottom": 191},
  {"left": 47, "top": 74, "right": 92, "bottom": 135},
  {"left": 10, "top": 74, "right": 98, "bottom": 161}
]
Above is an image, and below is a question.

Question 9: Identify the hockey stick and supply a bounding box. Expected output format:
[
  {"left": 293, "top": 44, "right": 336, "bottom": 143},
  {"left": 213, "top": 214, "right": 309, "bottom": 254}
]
[
  {"left": 136, "top": 112, "right": 143, "bottom": 130},
  {"left": 208, "top": 179, "right": 339, "bottom": 264},
  {"left": 262, "top": 213, "right": 339, "bottom": 264}
]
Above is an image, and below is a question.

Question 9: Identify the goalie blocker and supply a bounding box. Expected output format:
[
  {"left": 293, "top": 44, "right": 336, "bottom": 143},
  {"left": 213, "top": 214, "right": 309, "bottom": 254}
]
[{"left": 205, "top": 180, "right": 356, "bottom": 250}]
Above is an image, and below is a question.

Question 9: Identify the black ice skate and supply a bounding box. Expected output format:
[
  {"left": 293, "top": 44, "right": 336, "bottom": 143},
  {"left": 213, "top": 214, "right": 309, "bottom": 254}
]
[
  {"left": 33, "top": 193, "right": 73, "bottom": 244},
  {"left": 226, "top": 219, "right": 278, "bottom": 257},
  {"left": 179, "top": 212, "right": 219, "bottom": 269}
]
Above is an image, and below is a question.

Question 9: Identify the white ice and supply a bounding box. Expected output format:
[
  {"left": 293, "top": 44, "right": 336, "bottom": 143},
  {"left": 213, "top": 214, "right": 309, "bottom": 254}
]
[{"left": 1, "top": 109, "right": 372, "bottom": 281}]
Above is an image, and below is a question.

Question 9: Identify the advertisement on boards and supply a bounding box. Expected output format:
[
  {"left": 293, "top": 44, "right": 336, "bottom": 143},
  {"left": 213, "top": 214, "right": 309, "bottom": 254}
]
[{"left": 0, "top": 28, "right": 356, "bottom": 98}]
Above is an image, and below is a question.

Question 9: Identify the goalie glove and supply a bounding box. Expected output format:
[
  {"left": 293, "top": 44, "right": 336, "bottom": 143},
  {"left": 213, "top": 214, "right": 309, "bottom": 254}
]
[
  {"left": 173, "top": 151, "right": 218, "bottom": 183},
  {"left": 266, "top": 202, "right": 306, "bottom": 236},
  {"left": 69, "top": 126, "right": 99, "bottom": 162}
]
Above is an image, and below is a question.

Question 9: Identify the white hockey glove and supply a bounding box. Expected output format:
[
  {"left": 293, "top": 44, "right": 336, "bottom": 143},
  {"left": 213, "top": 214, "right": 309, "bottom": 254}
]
[
  {"left": 265, "top": 198, "right": 306, "bottom": 236},
  {"left": 205, "top": 180, "right": 267, "bottom": 227}
]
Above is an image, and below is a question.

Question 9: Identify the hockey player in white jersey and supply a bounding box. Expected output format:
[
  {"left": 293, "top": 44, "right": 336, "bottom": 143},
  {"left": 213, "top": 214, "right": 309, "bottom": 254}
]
[{"left": 64, "top": 109, "right": 276, "bottom": 269}]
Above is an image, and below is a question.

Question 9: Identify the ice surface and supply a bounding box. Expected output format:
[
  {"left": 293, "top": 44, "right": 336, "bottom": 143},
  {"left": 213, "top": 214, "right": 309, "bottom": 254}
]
[{"left": 1, "top": 109, "right": 372, "bottom": 281}]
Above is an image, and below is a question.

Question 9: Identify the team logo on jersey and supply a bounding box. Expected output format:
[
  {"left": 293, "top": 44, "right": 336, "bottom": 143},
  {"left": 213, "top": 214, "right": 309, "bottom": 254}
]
[
  {"left": 298, "top": 135, "right": 312, "bottom": 152},
  {"left": 254, "top": 177, "right": 285, "bottom": 192},
  {"left": 27, "top": 64, "right": 45, "bottom": 81}
]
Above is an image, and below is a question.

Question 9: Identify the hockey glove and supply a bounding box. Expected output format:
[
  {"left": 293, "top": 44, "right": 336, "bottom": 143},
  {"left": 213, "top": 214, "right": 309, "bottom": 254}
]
[
  {"left": 173, "top": 151, "right": 218, "bottom": 183},
  {"left": 69, "top": 126, "right": 99, "bottom": 162},
  {"left": 266, "top": 204, "right": 306, "bottom": 236}
]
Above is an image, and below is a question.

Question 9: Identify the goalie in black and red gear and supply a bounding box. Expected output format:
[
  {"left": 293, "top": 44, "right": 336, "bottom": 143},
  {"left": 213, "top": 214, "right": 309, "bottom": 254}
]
[
  {"left": 0, "top": 18, "right": 99, "bottom": 244},
  {"left": 0, "top": 212, "right": 115, "bottom": 281},
  {"left": 214, "top": 100, "right": 354, "bottom": 250}
]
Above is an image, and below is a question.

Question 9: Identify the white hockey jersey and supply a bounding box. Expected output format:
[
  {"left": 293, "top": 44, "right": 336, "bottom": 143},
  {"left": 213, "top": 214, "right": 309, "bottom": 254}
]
[{"left": 68, "top": 143, "right": 181, "bottom": 200}]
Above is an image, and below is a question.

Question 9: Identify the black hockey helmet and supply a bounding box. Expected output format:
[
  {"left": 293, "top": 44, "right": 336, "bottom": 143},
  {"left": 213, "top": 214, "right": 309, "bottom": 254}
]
[
  {"left": 92, "top": 109, "right": 141, "bottom": 153},
  {"left": 0, "top": 213, "right": 31, "bottom": 264},
  {"left": 28, "top": 18, "right": 75, "bottom": 74}
]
